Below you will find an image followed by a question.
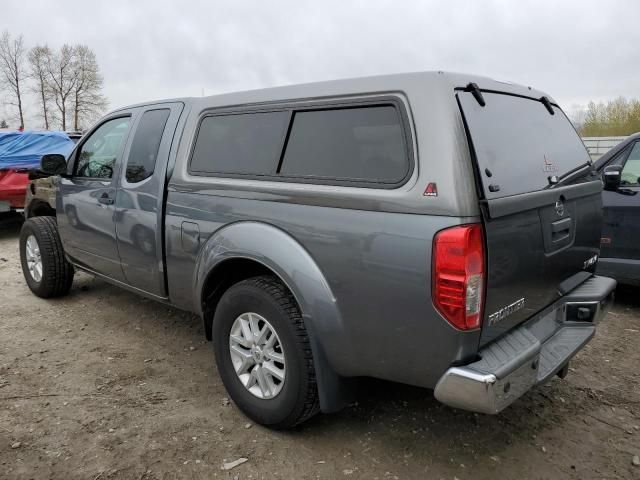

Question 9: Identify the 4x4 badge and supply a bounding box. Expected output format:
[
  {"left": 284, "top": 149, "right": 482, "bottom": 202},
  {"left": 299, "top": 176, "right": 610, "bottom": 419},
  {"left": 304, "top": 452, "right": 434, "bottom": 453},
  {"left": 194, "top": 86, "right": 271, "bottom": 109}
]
[{"left": 583, "top": 254, "right": 598, "bottom": 269}]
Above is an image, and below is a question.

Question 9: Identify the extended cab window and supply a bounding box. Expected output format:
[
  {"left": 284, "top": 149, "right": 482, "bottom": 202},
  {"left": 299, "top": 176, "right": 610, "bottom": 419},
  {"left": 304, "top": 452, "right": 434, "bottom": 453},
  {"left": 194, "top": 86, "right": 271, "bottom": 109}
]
[
  {"left": 280, "top": 105, "right": 409, "bottom": 184},
  {"left": 125, "top": 109, "right": 170, "bottom": 183},
  {"left": 459, "top": 92, "right": 592, "bottom": 198},
  {"left": 75, "top": 117, "right": 131, "bottom": 179},
  {"left": 621, "top": 142, "right": 640, "bottom": 185},
  {"left": 190, "top": 111, "right": 289, "bottom": 175}
]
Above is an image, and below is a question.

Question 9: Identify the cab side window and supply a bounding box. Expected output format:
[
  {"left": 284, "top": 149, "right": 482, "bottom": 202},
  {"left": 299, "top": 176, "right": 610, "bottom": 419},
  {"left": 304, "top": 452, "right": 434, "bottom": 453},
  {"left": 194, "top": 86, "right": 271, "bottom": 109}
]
[
  {"left": 125, "top": 109, "right": 170, "bottom": 183},
  {"left": 188, "top": 102, "right": 411, "bottom": 187},
  {"left": 75, "top": 117, "right": 131, "bottom": 179},
  {"left": 621, "top": 142, "right": 640, "bottom": 186},
  {"left": 190, "top": 111, "right": 289, "bottom": 176},
  {"left": 280, "top": 105, "right": 408, "bottom": 184}
]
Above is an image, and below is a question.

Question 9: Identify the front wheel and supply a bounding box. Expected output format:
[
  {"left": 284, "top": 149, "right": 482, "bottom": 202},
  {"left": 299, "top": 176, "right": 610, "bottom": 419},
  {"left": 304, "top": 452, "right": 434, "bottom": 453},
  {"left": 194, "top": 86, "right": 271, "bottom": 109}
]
[
  {"left": 212, "top": 275, "right": 319, "bottom": 429},
  {"left": 19, "top": 217, "right": 74, "bottom": 298}
]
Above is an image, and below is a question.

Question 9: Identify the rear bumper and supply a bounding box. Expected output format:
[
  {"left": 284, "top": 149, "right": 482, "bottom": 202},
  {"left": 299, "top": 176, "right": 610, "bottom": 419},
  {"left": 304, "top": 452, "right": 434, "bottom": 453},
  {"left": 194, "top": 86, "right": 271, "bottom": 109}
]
[{"left": 434, "top": 275, "right": 616, "bottom": 414}]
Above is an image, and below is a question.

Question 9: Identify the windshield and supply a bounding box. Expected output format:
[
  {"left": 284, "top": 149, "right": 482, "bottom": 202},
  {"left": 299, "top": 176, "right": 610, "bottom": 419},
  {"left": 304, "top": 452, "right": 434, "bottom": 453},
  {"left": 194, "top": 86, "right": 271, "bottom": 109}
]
[{"left": 459, "top": 91, "right": 592, "bottom": 199}]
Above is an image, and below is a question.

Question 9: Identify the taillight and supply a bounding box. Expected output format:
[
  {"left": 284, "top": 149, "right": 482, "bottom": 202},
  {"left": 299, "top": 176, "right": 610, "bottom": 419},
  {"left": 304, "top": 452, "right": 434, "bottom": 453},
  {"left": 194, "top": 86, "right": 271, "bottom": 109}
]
[{"left": 432, "top": 224, "right": 485, "bottom": 330}]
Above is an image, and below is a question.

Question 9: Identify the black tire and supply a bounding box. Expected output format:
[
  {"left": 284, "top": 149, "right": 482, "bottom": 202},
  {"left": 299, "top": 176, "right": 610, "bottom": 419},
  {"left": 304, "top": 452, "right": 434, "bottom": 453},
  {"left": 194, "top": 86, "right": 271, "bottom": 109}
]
[
  {"left": 212, "top": 275, "right": 319, "bottom": 429},
  {"left": 19, "top": 217, "right": 74, "bottom": 298}
]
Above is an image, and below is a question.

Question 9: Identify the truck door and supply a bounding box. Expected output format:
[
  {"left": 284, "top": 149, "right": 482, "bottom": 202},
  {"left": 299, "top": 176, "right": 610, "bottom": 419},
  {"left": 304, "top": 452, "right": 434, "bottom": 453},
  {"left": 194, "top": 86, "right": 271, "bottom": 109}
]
[
  {"left": 601, "top": 140, "right": 640, "bottom": 266},
  {"left": 58, "top": 114, "right": 134, "bottom": 280},
  {"left": 114, "top": 103, "right": 183, "bottom": 297}
]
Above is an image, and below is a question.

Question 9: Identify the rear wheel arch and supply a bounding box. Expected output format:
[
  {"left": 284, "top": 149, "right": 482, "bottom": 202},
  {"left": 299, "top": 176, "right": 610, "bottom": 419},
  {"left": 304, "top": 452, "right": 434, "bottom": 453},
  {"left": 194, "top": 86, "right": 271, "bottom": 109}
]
[
  {"left": 200, "top": 257, "right": 275, "bottom": 341},
  {"left": 193, "top": 222, "right": 340, "bottom": 336}
]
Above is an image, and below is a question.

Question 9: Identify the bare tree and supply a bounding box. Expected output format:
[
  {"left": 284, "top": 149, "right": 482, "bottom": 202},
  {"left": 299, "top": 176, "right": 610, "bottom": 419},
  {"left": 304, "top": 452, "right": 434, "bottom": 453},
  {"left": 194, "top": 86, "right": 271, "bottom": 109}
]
[
  {"left": 0, "top": 119, "right": 8, "bottom": 129},
  {"left": 0, "top": 31, "right": 26, "bottom": 128},
  {"left": 46, "top": 44, "right": 78, "bottom": 131},
  {"left": 28, "top": 45, "right": 54, "bottom": 129},
  {"left": 70, "top": 45, "right": 107, "bottom": 131}
]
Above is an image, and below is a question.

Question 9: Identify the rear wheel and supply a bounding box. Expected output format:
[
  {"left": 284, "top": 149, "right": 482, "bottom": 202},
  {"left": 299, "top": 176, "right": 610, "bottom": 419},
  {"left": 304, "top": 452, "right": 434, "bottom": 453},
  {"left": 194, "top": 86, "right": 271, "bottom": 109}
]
[
  {"left": 19, "top": 217, "right": 74, "bottom": 298},
  {"left": 212, "top": 275, "right": 319, "bottom": 429}
]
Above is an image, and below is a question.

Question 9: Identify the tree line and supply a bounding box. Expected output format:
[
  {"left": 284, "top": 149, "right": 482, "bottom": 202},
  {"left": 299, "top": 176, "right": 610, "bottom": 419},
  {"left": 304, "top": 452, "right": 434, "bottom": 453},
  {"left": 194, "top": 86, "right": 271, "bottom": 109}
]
[
  {"left": 578, "top": 97, "right": 640, "bottom": 137},
  {"left": 0, "top": 30, "right": 107, "bottom": 132}
]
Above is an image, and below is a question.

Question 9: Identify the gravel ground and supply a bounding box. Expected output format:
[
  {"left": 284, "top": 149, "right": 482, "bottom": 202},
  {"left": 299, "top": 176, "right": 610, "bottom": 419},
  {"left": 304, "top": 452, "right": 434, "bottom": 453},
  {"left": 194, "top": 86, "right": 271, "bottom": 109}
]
[{"left": 1, "top": 213, "right": 639, "bottom": 479}]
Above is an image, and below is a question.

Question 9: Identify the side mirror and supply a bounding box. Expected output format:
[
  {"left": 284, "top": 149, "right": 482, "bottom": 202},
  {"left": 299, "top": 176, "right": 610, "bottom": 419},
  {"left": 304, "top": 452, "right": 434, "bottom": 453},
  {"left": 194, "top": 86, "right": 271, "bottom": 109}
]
[
  {"left": 40, "top": 154, "right": 67, "bottom": 177},
  {"left": 603, "top": 165, "right": 622, "bottom": 191}
]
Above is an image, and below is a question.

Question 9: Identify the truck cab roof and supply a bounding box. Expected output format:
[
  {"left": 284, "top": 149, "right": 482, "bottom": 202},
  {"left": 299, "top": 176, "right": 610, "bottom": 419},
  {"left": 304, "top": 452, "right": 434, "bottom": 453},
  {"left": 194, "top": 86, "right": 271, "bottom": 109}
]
[{"left": 111, "top": 71, "right": 556, "bottom": 115}]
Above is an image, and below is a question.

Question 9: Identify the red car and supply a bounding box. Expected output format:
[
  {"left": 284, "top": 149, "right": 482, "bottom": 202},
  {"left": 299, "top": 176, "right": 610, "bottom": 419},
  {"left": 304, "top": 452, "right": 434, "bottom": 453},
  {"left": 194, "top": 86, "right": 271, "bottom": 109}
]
[{"left": 0, "top": 169, "right": 30, "bottom": 213}]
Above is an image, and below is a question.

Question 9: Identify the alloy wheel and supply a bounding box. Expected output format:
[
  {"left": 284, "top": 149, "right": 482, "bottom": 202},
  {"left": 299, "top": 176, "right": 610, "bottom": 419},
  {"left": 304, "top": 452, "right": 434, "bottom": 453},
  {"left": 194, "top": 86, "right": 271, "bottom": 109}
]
[
  {"left": 228, "top": 312, "right": 286, "bottom": 399},
  {"left": 25, "top": 235, "right": 43, "bottom": 282}
]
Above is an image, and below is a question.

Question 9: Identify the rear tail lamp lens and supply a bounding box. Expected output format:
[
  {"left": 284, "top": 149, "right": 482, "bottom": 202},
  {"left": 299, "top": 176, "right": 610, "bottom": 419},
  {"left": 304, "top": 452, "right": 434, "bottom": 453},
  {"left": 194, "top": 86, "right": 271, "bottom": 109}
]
[{"left": 432, "top": 224, "right": 485, "bottom": 330}]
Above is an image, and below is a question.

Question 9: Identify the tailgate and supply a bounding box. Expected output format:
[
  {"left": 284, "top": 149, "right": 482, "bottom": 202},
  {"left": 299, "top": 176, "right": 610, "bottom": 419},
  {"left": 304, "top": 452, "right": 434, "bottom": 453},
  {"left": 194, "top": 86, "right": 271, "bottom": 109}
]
[{"left": 458, "top": 90, "right": 603, "bottom": 346}]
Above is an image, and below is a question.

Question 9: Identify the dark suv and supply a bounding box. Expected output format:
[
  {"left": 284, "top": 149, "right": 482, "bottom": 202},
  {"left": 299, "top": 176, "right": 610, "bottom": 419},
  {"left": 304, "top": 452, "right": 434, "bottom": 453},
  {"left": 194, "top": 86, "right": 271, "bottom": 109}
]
[
  {"left": 593, "top": 132, "right": 640, "bottom": 285},
  {"left": 19, "top": 72, "right": 615, "bottom": 428}
]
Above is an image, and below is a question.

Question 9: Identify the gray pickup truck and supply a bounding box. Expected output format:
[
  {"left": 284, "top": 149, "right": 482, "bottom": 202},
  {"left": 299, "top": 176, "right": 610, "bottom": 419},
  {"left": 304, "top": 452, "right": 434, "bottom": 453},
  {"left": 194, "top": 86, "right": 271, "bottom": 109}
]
[{"left": 19, "top": 72, "right": 616, "bottom": 429}]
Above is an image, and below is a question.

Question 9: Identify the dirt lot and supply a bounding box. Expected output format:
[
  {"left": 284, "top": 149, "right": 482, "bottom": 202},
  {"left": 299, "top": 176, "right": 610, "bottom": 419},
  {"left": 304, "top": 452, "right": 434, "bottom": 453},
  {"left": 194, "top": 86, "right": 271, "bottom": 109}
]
[{"left": 0, "top": 213, "right": 639, "bottom": 480}]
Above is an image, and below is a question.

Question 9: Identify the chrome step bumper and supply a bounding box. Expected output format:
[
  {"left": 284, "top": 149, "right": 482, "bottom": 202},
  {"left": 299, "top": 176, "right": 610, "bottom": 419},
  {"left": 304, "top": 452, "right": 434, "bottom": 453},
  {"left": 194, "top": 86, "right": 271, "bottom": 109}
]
[{"left": 434, "top": 275, "right": 616, "bottom": 414}]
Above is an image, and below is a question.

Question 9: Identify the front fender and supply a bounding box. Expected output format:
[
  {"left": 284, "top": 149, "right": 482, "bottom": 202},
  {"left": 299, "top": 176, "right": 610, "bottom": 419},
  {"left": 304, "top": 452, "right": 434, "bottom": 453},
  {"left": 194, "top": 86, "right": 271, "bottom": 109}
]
[{"left": 193, "top": 221, "right": 355, "bottom": 411}]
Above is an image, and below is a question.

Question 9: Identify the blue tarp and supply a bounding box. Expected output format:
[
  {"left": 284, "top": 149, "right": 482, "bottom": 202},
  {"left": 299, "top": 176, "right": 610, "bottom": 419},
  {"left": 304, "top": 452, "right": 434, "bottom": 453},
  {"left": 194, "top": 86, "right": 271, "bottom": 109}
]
[{"left": 0, "top": 131, "right": 75, "bottom": 170}]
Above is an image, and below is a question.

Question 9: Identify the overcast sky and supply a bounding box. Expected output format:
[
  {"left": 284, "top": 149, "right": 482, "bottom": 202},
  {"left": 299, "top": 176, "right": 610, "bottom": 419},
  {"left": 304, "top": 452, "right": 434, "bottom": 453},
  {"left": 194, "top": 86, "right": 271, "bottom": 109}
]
[{"left": 2, "top": 0, "right": 639, "bottom": 126}]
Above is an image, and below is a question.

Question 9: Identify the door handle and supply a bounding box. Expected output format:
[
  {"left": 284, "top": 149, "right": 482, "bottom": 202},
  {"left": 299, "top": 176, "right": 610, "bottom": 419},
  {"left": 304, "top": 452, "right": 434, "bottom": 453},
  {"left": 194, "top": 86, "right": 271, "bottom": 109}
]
[
  {"left": 550, "top": 217, "right": 571, "bottom": 233},
  {"left": 550, "top": 217, "right": 571, "bottom": 242},
  {"left": 98, "top": 193, "right": 114, "bottom": 205}
]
